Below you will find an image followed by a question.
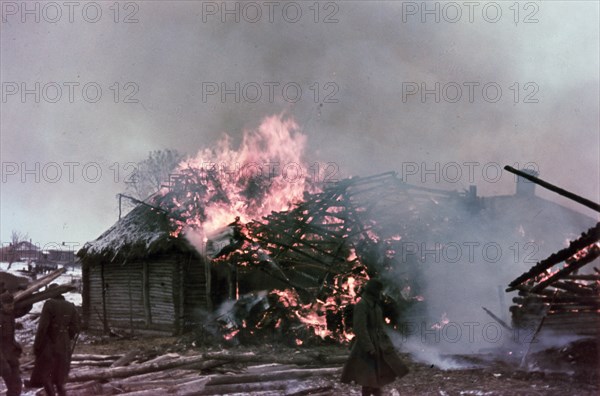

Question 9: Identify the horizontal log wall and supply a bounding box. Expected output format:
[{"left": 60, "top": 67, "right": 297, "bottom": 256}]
[
  {"left": 149, "top": 260, "right": 175, "bottom": 326},
  {"left": 87, "top": 260, "right": 176, "bottom": 335},
  {"left": 105, "top": 262, "right": 144, "bottom": 332},
  {"left": 87, "top": 264, "right": 104, "bottom": 331},
  {"left": 512, "top": 309, "right": 600, "bottom": 336},
  {"left": 84, "top": 252, "right": 208, "bottom": 335}
]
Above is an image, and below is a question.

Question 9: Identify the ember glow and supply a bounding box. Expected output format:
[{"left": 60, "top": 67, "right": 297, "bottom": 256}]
[{"left": 431, "top": 312, "right": 450, "bottom": 330}]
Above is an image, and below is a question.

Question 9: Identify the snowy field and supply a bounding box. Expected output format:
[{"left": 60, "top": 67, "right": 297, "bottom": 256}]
[
  {"left": 1, "top": 261, "right": 82, "bottom": 347},
  {"left": 1, "top": 261, "right": 83, "bottom": 395},
  {"left": 0, "top": 261, "right": 82, "bottom": 309}
]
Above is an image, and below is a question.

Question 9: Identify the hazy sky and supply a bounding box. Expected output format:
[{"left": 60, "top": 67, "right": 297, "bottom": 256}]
[{"left": 1, "top": 1, "right": 598, "bottom": 249}]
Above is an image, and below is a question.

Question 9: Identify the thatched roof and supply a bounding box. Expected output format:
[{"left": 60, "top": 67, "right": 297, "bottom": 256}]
[{"left": 78, "top": 203, "right": 192, "bottom": 263}]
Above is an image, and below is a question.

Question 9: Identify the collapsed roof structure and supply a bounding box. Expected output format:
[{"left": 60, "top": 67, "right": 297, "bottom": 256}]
[{"left": 504, "top": 167, "right": 600, "bottom": 337}]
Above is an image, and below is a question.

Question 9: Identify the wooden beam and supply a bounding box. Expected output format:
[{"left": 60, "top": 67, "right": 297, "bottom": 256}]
[{"left": 142, "top": 261, "right": 151, "bottom": 326}]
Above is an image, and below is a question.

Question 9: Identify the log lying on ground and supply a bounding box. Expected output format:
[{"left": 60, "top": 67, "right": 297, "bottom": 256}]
[
  {"left": 201, "top": 351, "right": 348, "bottom": 365},
  {"left": 110, "top": 350, "right": 137, "bottom": 367},
  {"left": 204, "top": 367, "right": 342, "bottom": 386},
  {"left": 110, "top": 368, "right": 199, "bottom": 384},
  {"left": 72, "top": 354, "right": 122, "bottom": 361},
  {"left": 110, "top": 375, "right": 201, "bottom": 392},
  {"left": 69, "top": 354, "right": 226, "bottom": 382},
  {"left": 244, "top": 363, "right": 299, "bottom": 374},
  {"left": 108, "top": 372, "right": 206, "bottom": 394},
  {"left": 287, "top": 385, "right": 334, "bottom": 396},
  {"left": 61, "top": 380, "right": 106, "bottom": 396},
  {"left": 113, "top": 377, "right": 210, "bottom": 396},
  {"left": 199, "top": 379, "right": 301, "bottom": 395},
  {"left": 71, "top": 360, "right": 114, "bottom": 367}
]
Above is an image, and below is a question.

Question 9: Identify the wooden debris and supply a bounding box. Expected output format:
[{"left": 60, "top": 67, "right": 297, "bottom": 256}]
[
  {"left": 507, "top": 222, "right": 600, "bottom": 337},
  {"left": 69, "top": 354, "right": 223, "bottom": 382},
  {"left": 198, "top": 379, "right": 298, "bottom": 395},
  {"left": 109, "top": 350, "right": 138, "bottom": 367},
  {"left": 14, "top": 268, "right": 66, "bottom": 302}
]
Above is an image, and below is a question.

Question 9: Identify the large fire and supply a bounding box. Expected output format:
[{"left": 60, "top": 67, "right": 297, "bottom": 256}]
[
  {"left": 150, "top": 115, "right": 423, "bottom": 344},
  {"left": 163, "top": 115, "right": 322, "bottom": 241}
]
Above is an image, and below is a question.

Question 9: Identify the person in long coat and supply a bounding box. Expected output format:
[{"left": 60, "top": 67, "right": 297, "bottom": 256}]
[
  {"left": 341, "top": 278, "right": 409, "bottom": 396},
  {"left": 31, "top": 289, "right": 80, "bottom": 396},
  {"left": 0, "top": 290, "right": 29, "bottom": 396}
]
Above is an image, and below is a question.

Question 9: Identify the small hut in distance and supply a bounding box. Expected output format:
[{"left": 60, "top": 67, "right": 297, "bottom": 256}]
[{"left": 78, "top": 203, "right": 208, "bottom": 336}]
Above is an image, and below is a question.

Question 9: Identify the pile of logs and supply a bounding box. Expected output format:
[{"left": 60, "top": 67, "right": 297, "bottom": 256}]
[
  {"left": 507, "top": 223, "right": 600, "bottom": 336},
  {"left": 33, "top": 349, "right": 348, "bottom": 395}
]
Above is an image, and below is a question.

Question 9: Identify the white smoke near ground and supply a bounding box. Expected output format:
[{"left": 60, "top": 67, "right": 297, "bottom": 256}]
[{"left": 372, "top": 192, "right": 597, "bottom": 368}]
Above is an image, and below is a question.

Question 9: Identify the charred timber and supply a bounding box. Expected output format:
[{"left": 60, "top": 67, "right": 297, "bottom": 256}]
[
  {"left": 530, "top": 244, "right": 600, "bottom": 293},
  {"left": 552, "top": 281, "right": 597, "bottom": 295},
  {"left": 512, "top": 296, "right": 600, "bottom": 305},
  {"left": 481, "top": 306, "right": 512, "bottom": 330},
  {"left": 503, "top": 166, "right": 600, "bottom": 212},
  {"left": 565, "top": 274, "right": 600, "bottom": 281},
  {"left": 507, "top": 223, "right": 600, "bottom": 290}
]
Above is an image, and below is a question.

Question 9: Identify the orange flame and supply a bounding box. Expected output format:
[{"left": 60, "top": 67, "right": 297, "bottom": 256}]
[
  {"left": 179, "top": 116, "right": 318, "bottom": 238},
  {"left": 431, "top": 312, "right": 449, "bottom": 330}
]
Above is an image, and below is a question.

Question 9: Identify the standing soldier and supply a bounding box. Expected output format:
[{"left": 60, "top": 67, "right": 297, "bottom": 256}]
[
  {"left": 341, "top": 278, "right": 409, "bottom": 396},
  {"left": 0, "top": 291, "right": 25, "bottom": 396},
  {"left": 31, "top": 286, "right": 80, "bottom": 396}
]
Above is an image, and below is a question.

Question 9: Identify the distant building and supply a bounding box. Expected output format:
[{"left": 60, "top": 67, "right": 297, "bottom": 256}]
[{"left": 0, "top": 240, "right": 40, "bottom": 262}]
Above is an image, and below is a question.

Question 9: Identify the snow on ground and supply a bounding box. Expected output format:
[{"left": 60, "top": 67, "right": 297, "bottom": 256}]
[
  {"left": 0, "top": 261, "right": 82, "bottom": 308},
  {"left": 1, "top": 261, "right": 82, "bottom": 347}
]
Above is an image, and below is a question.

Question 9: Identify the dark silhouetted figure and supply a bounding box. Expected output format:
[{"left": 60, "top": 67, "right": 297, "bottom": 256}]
[
  {"left": 341, "top": 279, "right": 409, "bottom": 396},
  {"left": 31, "top": 288, "right": 80, "bottom": 396},
  {"left": 0, "top": 291, "right": 25, "bottom": 396}
]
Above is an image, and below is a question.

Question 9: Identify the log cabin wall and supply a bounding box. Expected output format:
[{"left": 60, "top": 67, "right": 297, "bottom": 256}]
[
  {"left": 182, "top": 253, "right": 209, "bottom": 331},
  {"left": 84, "top": 252, "right": 207, "bottom": 336}
]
